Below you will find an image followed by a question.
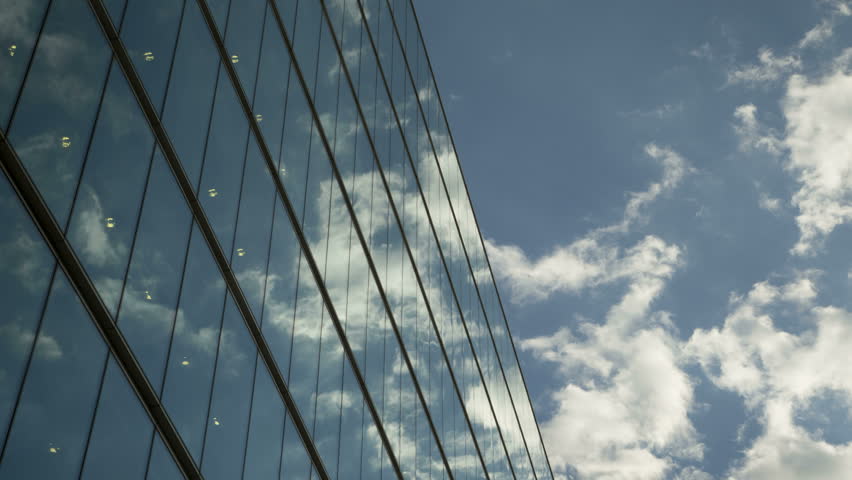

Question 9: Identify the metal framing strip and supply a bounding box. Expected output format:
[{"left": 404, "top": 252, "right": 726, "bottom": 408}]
[
  {"left": 403, "top": 1, "right": 558, "bottom": 476},
  {"left": 84, "top": 1, "right": 335, "bottom": 478},
  {"left": 0, "top": 130, "right": 204, "bottom": 480}
]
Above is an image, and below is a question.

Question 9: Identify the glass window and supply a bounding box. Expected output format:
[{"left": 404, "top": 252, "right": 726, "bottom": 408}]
[
  {"left": 205, "top": 0, "right": 231, "bottom": 34},
  {"left": 79, "top": 359, "right": 155, "bottom": 480},
  {"left": 159, "top": 225, "right": 227, "bottom": 460},
  {"left": 116, "top": 150, "right": 193, "bottom": 390},
  {"left": 289, "top": 0, "right": 322, "bottom": 95},
  {"left": 278, "top": 70, "right": 312, "bottom": 221},
  {"left": 223, "top": 0, "right": 267, "bottom": 100},
  {"left": 0, "top": 273, "right": 108, "bottom": 480},
  {"left": 66, "top": 61, "right": 156, "bottom": 315},
  {"left": 102, "top": 0, "right": 127, "bottom": 24},
  {"left": 311, "top": 23, "right": 342, "bottom": 126},
  {"left": 312, "top": 265, "right": 346, "bottom": 475},
  {"left": 286, "top": 255, "right": 323, "bottom": 425},
  {"left": 144, "top": 434, "right": 186, "bottom": 480},
  {"left": 299, "top": 128, "right": 332, "bottom": 261},
  {"left": 199, "top": 300, "right": 257, "bottom": 480},
  {"left": 241, "top": 360, "right": 285, "bottom": 480},
  {"left": 259, "top": 204, "right": 299, "bottom": 377},
  {"left": 197, "top": 66, "right": 250, "bottom": 255},
  {"left": 230, "top": 138, "right": 276, "bottom": 319},
  {"left": 0, "top": 168, "right": 56, "bottom": 454},
  {"left": 280, "top": 416, "right": 313, "bottom": 480},
  {"left": 117, "top": 0, "right": 186, "bottom": 110},
  {"left": 336, "top": 363, "right": 366, "bottom": 479},
  {"left": 0, "top": 0, "right": 51, "bottom": 128},
  {"left": 160, "top": 0, "right": 220, "bottom": 189},
  {"left": 6, "top": 0, "right": 113, "bottom": 226},
  {"left": 252, "top": 11, "right": 292, "bottom": 164}
]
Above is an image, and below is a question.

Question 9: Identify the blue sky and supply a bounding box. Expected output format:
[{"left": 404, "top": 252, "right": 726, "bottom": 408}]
[{"left": 417, "top": 1, "right": 852, "bottom": 479}]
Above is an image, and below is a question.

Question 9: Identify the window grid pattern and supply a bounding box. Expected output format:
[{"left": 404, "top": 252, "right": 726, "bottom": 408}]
[{"left": 0, "top": 0, "right": 553, "bottom": 479}]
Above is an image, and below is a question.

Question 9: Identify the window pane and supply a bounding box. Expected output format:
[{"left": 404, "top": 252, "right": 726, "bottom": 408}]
[
  {"left": 79, "top": 359, "right": 154, "bottom": 480},
  {"left": 116, "top": 150, "right": 192, "bottom": 390},
  {"left": 0, "top": 167, "right": 56, "bottom": 454},
  {"left": 66, "top": 61, "right": 155, "bottom": 315},
  {"left": 223, "top": 0, "right": 266, "bottom": 100},
  {"left": 205, "top": 0, "right": 230, "bottom": 34},
  {"left": 280, "top": 416, "right": 313, "bottom": 480},
  {"left": 159, "top": 225, "right": 227, "bottom": 460},
  {"left": 145, "top": 434, "right": 185, "bottom": 480},
  {"left": 118, "top": 0, "right": 185, "bottom": 110},
  {"left": 251, "top": 10, "right": 291, "bottom": 164},
  {"left": 0, "top": 272, "right": 108, "bottom": 480},
  {"left": 199, "top": 300, "right": 257, "bottom": 480},
  {"left": 259, "top": 204, "right": 299, "bottom": 376},
  {"left": 0, "top": 0, "right": 51, "bottom": 128},
  {"left": 197, "top": 66, "right": 249, "bottom": 255},
  {"left": 160, "top": 0, "right": 219, "bottom": 189},
  {"left": 230, "top": 138, "right": 275, "bottom": 319},
  {"left": 241, "top": 360, "right": 285, "bottom": 480},
  {"left": 6, "top": 0, "right": 112, "bottom": 226}
]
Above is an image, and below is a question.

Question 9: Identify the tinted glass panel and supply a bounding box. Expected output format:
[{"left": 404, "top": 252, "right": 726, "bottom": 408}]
[
  {"left": 0, "top": 167, "right": 55, "bottom": 454},
  {"left": 6, "top": 0, "right": 112, "bottom": 226},
  {"left": 159, "top": 225, "right": 227, "bottom": 460},
  {"left": 0, "top": 0, "right": 51, "bottom": 128},
  {"left": 0, "top": 273, "right": 107, "bottom": 480},
  {"left": 79, "top": 359, "right": 154, "bottom": 480},
  {"left": 66, "top": 62, "right": 155, "bottom": 315}
]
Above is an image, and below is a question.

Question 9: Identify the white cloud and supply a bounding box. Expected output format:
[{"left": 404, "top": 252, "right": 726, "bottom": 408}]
[
  {"left": 780, "top": 51, "right": 852, "bottom": 254},
  {"left": 487, "top": 144, "right": 690, "bottom": 304},
  {"left": 689, "top": 43, "right": 713, "bottom": 61},
  {"left": 733, "top": 104, "right": 784, "bottom": 156},
  {"left": 672, "top": 466, "right": 713, "bottom": 480},
  {"left": 727, "top": 48, "right": 801, "bottom": 87},
  {"left": 687, "top": 275, "right": 852, "bottom": 479},
  {"left": 487, "top": 145, "right": 700, "bottom": 478},
  {"left": 618, "top": 103, "right": 684, "bottom": 121},
  {"left": 799, "top": 1, "right": 852, "bottom": 49},
  {"left": 521, "top": 241, "right": 699, "bottom": 479},
  {"left": 758, "top": 192, "right": 784, "bottom": 215},
  {"left": 799, "top": 19, "right": 835, "bottom": 49}
]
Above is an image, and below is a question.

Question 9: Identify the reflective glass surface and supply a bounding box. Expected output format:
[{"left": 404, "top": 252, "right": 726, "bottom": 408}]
[
  {"left": 0, "top": 168, "right": 184, "bottom": 480},
  {"left": 0, "top": 0, "right": 554, "bottom": 478}
]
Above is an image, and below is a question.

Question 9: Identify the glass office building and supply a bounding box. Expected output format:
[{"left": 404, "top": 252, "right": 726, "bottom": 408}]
[{"left": 0, "top": 0, "right": 553, "bottom": 479}]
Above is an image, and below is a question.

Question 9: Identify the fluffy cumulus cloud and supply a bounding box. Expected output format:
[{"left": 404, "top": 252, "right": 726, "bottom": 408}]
[
  {"left": 488, "top": 146, "right": 706, "bottom": 479},
  {"left": 483, "top": 1, "right": 852, "bottom": 479},
  {"left": 782, "top": 54, "right": 852, "bottom": 254},
  {"left": 733, "top": 47, "right": 852, "bottom": 254},
  {"left": 686, "top": 274, "right": 852, "bottom": 479}
]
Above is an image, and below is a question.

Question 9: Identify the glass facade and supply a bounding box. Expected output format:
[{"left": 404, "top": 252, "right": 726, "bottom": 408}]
[{"left": 0, "top": 0, "right": 553, "bottom": 479}]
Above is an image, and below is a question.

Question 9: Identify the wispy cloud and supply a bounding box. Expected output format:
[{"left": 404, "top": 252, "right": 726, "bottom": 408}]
[
  {"left": 618, "top": 103, "right": 684, "bottom": 121},
  {"left": 799, "top": 0, "right": 852, "bottom": 48},
  {"left": 727, "top": 48, "right": 802, "bottom": 87},
  {"left": 733, "top": 104, "right": 784, "bottom": 155}
]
